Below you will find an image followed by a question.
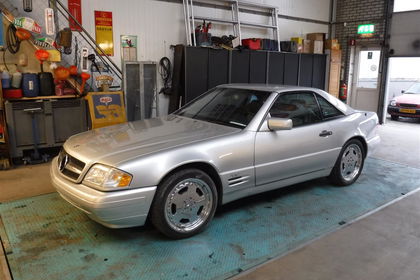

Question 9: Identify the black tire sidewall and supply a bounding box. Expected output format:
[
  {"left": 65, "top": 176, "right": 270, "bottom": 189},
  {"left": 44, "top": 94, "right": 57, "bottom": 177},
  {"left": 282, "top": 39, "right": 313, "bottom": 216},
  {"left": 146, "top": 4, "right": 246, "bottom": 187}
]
[
  {"left": 330, "top": 139, "right": 365, "bottom": 186},
  {"left": 150, "top": 168, "right": 218, "bottom": 239}
]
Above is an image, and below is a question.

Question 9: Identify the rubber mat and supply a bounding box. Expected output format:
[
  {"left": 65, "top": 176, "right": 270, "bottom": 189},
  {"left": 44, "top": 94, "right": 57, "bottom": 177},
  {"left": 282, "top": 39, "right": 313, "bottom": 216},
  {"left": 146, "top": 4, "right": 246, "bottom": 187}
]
[{"left": 1, "top": 158, "right": 420, "bottom": 280}]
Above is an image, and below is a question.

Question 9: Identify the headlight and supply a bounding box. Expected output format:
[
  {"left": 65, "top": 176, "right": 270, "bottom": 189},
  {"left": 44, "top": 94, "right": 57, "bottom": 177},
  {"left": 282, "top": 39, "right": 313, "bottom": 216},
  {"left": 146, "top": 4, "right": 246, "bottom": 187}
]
[
  {"left": 83, "top": 164, "right": 132, "bottom": 189},
  {"left": 390, "top": 100, "right": 397, "bottom": 106}
]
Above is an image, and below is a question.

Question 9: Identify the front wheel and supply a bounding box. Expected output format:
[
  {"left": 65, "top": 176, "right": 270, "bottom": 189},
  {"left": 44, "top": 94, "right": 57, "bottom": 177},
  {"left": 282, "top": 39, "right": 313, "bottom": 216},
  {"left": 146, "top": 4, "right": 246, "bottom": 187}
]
[
  {"left": 329, "top": 139, "right": 365, "bottom": 186},
  {"left": 391, "top": 115, "right": 399, "bottom": 121},
  {"left": 150, "top": 168, "right": 218, "bottom": 239}
]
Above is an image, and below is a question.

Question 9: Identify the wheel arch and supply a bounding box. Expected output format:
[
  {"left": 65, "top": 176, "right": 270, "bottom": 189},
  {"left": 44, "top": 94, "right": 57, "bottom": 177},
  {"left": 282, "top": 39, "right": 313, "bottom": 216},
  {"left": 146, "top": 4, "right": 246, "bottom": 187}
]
[
  {"left": 157, "top": 162, "right": 224, "bottom": 206},
  {"left": 346, "top": 136, "right": 368, "bottom": 158}
]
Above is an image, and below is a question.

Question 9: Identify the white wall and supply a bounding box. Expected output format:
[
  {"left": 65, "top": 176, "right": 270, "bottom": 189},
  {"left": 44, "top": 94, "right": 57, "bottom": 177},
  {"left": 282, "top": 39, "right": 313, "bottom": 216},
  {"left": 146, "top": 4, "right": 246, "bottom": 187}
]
[{"left": 80, "top": 0, "right": 330, "bottom": 114}]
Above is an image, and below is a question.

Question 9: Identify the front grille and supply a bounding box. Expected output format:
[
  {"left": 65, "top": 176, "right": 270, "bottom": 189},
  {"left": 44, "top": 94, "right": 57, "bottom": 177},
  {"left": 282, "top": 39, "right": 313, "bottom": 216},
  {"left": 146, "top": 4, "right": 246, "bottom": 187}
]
[
  {"left": 58, "top": 149, "right": 86, "bottom": 181},
  {"left": 399, "top": 103, "right": 418, "bottom": 108}
]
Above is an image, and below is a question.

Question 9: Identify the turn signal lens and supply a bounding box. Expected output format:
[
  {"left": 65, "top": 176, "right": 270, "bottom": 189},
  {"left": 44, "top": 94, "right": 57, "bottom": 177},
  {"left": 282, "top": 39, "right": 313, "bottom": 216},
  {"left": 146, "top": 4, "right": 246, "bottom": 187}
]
[{"left": 390, "top": 100, "right": 397, "bottom": 106}]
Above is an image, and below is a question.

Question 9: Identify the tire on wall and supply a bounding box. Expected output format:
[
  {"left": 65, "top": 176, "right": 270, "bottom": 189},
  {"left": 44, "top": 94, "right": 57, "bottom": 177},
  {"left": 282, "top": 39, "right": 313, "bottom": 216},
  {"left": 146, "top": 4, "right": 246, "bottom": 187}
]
[
  {"left": 329, "top": 139, "right": 366, "bottom": 186},
  {"left": 150, "top": 168, "right": 218, "bottom": 239}
]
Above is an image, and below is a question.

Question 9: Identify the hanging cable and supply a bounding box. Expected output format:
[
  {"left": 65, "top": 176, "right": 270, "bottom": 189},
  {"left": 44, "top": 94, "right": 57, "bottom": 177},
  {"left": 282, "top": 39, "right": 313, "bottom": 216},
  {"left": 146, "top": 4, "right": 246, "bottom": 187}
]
[
  {"left": 159, "top": 57, "right": 172, "bottom": 95},
  {"left": 5, "top": 24, "right": 20, "bottom": 54},
  {"left": 3, "top": 24, "right": 21, "bottom": 72}
]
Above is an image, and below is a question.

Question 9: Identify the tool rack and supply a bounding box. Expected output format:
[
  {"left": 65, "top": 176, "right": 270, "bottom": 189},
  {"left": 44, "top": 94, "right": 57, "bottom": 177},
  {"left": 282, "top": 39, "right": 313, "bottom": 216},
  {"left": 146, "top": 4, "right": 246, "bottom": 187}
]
[{"left": 183, "top": 0, "right": 280, "bottom": 47}]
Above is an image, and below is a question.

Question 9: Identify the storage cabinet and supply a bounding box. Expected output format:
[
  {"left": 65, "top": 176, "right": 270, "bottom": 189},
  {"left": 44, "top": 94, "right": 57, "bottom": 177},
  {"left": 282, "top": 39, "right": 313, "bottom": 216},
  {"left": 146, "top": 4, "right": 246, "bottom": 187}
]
[
  {"left": 183, "top": 46, "right": 327, "bottom": 104},
  {"left": 5, "top": 98, "right": 87, "bottom": 158}
]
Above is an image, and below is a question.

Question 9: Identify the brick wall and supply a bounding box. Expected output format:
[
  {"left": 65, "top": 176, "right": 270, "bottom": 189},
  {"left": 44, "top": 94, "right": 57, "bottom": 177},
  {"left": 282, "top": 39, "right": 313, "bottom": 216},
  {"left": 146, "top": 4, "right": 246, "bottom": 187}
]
[{"left": 334, "top": 0, "right": 387, "bottom": 82}]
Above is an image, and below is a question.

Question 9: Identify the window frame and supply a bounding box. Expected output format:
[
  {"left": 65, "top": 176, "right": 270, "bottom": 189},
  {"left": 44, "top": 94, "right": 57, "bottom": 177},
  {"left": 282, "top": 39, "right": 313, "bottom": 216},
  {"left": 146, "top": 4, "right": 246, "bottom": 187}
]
[
  {"left": 314, "top": 94, "right": 345, "bottom": 121},
  {"left": 262, "top": 90, "right": 344, "bottom": 130}
]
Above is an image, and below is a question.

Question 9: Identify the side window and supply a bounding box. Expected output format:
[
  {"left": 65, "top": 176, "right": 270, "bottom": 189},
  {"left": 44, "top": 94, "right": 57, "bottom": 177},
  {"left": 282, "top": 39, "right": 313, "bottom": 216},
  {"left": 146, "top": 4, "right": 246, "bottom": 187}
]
[
  {"left": 269, "top": 92, "right": 322, "bottom": 127},
  {"left": 316, "top": 96, "right": 344, "bottom": 119}
]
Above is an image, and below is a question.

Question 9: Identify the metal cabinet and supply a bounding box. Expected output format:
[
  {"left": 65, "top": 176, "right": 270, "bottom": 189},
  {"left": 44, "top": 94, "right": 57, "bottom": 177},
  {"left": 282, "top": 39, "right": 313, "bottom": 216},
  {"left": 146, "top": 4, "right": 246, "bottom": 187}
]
[{"left": 183, "top": 46, "right": 327, "bottom": 104}]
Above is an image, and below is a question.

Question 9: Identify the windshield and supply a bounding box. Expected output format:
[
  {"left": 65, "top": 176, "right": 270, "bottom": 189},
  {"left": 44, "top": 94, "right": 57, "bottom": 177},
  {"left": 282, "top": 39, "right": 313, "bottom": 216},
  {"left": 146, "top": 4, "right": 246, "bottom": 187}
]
[
  {"left": 176, "top": 88, "right": 269, "bottom": 128},
  {"left": 405, "top": 83, "right": 420, "bottom": 94}
]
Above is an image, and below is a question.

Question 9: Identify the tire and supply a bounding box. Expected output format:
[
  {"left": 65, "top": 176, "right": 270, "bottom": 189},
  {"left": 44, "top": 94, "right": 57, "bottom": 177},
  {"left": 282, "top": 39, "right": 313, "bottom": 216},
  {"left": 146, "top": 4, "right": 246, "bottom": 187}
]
[
  {"left": 150, "top": 168, "right": 218, "bottom": 239},
  {"left": 329, "top": 139, "right": 365, "bottom": 186},
  {"left": 391, "top": 115, "right": 399, "bottom": 121}
]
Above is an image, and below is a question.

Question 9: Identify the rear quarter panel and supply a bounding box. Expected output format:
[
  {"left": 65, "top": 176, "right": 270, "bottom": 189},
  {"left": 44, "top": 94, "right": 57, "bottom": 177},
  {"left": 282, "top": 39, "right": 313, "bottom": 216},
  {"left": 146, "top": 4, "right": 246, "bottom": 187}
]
[{"left": 330, "top": 111, "right": 379, "bottom": 155}]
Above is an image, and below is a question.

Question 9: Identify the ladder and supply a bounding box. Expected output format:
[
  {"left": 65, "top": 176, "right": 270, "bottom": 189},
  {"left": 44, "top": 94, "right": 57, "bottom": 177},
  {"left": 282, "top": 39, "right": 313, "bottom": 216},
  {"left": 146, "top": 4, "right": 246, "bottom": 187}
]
[{"left": 183, "top": 0, "right": 280, "bottom": 48}]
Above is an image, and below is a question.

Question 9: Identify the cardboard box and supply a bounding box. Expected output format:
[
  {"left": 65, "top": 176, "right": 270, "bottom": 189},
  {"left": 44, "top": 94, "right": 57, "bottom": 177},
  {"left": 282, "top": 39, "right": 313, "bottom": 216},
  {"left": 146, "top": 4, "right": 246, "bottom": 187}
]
[
  {"left": 291, "top": 37, "right": 304, "bottom": 45},
  {"left": 325, "top": 39, "right": 340, "bottom": 50},
  {"left": 306, "top": 33, "right": 325, "bottom": 41},
  {"left": 303, "top": 39, "right": 311, "bottom": 53},
  {"left": 311, "top": 40, "right": 323, "bottom": 54},
  {"left": 329, "top": 49, "right": 342, "bottom": 63}
]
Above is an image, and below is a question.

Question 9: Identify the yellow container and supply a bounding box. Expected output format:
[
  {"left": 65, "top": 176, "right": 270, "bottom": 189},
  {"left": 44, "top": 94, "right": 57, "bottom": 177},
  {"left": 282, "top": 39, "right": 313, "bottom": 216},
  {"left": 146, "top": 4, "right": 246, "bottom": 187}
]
[{"left": 291, "top": 37, "right": 304, "bottom": 45}]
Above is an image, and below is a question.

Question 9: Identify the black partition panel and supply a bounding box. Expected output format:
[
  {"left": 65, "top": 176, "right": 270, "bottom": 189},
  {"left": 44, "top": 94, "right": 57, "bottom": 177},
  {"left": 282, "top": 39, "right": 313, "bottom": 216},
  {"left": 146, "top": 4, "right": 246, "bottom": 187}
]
[
  {"left": 231, "top": 50, "right": 250, "bottom": 83},
  {"left": 249, "top": 51, "right": 267, "bottom": 83},
  {"left": 185, "top": 47, "right": 209, "bottom": 103},
  {"left": 283, "top": 53, "right": 299, "bottom": 86},
  {"left": 312, "top": 54, "right": 327, "bottom": 89},
  {"left": 208, "top": 49, "right": 229, "bottom": 88},
  {"left": 182, "top": 47, "right": 327, "bottom": 110},
  {"left": 299, "top": 54, "right": 313, "bottom": 87},
  {"left": 268, "top": 52, "right": 285, "bottom": 84}
]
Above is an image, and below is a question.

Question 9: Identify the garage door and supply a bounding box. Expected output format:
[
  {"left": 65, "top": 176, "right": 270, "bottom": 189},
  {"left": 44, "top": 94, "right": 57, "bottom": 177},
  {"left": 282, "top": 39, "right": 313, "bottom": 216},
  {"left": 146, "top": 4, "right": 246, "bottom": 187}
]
[{"left": 389, "top": 10, "right": 420, "bottom": 57}]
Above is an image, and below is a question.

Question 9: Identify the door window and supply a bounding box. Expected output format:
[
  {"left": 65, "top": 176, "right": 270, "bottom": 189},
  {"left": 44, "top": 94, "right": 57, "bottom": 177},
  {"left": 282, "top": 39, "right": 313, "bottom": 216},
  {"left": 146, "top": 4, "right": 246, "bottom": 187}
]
[
  {"left": 316, "top": 96, "right": 343, "bottom": 119},
  {"left": 269, "top": 92, "right": 322, "bottom": 127},
  {"left": 357, "top": 50, "right": 381, "bottom": 89}
]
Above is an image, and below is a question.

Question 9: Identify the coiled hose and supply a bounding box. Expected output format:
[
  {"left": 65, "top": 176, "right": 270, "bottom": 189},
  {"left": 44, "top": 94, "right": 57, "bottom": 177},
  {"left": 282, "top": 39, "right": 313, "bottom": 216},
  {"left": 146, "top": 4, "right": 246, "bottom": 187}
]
[
  {"left": 159, "top": 57, "right": 172, "bottom": 95},
  {"left": 3, "top": 24, "right": 21, "bottom": 71}
]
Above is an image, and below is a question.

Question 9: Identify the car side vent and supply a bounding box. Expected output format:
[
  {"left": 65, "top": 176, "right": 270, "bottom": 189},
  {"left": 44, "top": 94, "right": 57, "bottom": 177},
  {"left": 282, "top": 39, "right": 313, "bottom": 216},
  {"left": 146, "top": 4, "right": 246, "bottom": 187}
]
[{"left": 228, "top": 176, "right": 250, "bottom": 187}]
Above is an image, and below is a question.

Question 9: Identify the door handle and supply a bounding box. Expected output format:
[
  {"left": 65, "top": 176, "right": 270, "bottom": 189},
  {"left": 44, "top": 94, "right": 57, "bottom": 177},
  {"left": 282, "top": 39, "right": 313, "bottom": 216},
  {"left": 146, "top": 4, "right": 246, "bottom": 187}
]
[{"left": 319, "top": 130, "right": 333, "bottom": 137}]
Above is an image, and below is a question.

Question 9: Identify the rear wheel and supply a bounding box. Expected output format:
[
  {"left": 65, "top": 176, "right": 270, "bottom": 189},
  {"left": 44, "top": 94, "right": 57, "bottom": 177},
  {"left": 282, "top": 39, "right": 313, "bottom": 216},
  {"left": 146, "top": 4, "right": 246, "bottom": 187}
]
[
  {"left": 329, "top": 139, "right": 365, "bottom": 186},
  {"left": 150, "top": 168, "right": 217, "bottom": 239},
  {"left": 391, "top": 115, "right": 399, "bottom": 121}
]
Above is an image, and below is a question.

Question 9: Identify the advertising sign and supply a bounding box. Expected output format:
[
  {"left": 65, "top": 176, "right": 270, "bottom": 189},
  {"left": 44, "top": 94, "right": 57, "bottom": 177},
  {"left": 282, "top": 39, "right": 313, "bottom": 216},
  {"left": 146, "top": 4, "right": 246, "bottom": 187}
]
[
  {"left": 94, "top": 11, "right": 114, "bottom": 56},
  {"left": 86, "top": 91, "right": 127, "bottom": 128},
  {"left": 68, "top": 0, "right": 82, "bottom": 31}
]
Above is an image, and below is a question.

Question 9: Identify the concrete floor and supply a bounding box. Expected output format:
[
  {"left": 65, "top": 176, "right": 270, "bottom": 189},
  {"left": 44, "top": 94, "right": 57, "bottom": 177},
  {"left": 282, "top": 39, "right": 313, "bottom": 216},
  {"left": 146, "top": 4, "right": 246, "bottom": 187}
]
[
  {"left": 0, "top": 117, "right": 419, "bottom": 279},
  {"left": 0, "top": 162, "right": 54, "bottom": 203},
  {"left": 236, "top": 117, "right": 420, "bottom": 280}
]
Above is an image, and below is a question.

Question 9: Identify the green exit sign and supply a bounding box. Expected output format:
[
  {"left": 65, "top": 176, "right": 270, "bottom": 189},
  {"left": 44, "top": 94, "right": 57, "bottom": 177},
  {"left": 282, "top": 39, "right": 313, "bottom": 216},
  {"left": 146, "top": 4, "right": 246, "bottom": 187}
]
[{"left": 357, "top": 24, "right": 375, "bottom": 34}]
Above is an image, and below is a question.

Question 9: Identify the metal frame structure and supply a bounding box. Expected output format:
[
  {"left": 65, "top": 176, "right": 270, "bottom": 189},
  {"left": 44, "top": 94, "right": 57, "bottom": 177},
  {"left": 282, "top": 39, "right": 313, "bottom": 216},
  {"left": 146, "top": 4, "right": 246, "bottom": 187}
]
[
  {"left": 183, "top": 0, "right": 280, "bottom": 47},
  {"left": 123, "top": 61, "right": 159, "bottom": 121}
]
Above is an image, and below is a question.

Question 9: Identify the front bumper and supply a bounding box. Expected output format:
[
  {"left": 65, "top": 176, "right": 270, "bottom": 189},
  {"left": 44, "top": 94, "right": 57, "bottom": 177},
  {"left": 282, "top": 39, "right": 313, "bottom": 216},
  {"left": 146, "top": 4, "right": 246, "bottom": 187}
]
[
  {"left": 387, "top": 106, "right": 420, "bottom": 118},
  {"left": 50, "top": 157, "right": 157, "bottom": 228}
]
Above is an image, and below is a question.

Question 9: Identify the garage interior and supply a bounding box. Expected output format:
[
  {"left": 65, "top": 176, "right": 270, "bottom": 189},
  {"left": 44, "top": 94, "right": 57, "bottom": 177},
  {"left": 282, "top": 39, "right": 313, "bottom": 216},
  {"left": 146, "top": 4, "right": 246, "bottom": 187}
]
[{"left": 0, "top": 0, "right": 419, "bottom": 279}]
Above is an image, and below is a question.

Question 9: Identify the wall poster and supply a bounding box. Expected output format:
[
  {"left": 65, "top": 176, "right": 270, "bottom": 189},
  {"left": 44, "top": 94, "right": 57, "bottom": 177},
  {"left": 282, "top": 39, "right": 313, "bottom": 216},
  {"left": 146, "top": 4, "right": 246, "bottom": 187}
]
[
  {"left": 121, "top": 35, "right": 138, "bottom": 61},
  {"left": 94, "top": 11, "right": 114, "bottom": 56}
]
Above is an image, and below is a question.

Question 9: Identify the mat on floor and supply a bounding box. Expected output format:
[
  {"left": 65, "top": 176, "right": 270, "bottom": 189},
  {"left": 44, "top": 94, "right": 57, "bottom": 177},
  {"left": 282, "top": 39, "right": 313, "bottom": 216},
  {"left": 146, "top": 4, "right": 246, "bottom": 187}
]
[{"left": 1, "top": 158, "right": 420, "bottom": 280}]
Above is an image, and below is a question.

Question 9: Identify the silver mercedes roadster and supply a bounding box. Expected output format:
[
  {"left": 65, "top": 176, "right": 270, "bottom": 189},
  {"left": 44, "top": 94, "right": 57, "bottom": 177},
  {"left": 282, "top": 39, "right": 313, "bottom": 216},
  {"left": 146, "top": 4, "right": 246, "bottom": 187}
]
[{"left": 51, "top": 84, "right": 380, "bottom": 238}]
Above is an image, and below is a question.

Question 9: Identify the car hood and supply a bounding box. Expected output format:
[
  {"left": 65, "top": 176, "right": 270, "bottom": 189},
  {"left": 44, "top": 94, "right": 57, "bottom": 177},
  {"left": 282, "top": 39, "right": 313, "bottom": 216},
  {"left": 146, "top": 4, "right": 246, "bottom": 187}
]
[
  {"left": 395, "top": 94, "right": 420, "bottom": 105},
  {"left": 63, "top": 115, "right": 240, "bottom": 166}
]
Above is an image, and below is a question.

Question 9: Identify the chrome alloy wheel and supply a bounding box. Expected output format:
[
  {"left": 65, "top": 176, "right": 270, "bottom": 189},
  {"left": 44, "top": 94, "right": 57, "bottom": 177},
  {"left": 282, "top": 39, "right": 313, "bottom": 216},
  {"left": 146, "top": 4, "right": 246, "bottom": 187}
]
[
  {"left": 164, "top": 178, "right": 213, "bottom": 233},
  {"left": 340, "top": 143, "right": 363, "bottom": 182}
]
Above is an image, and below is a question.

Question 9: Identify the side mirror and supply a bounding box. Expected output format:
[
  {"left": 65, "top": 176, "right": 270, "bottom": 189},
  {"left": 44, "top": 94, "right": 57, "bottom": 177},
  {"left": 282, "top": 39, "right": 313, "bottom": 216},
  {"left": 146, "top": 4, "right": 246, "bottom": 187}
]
[
  {"left": 401, "top": 90, "right": 405, "bottom": 93},
  {"left": 267, "top": 118, "right": 293, "bottom": 131}
]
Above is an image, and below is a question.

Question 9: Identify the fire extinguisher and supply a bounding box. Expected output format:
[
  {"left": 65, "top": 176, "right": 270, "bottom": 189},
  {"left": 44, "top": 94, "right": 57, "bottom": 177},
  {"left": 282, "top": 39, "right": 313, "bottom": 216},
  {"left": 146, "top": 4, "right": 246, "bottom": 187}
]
[{"left": 339, "top": 81, "right": 347, "bottom": 101}]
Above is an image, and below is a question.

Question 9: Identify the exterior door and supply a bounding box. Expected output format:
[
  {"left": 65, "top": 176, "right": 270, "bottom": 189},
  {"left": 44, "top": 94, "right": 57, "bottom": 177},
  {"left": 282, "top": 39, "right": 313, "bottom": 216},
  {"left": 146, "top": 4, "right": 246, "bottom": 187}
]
[
  {"left": 255, "top": 91, "right": 337, "bottom": 186},
  {"left": 350, "top": 48, "right": 381, "bottom": 112}
]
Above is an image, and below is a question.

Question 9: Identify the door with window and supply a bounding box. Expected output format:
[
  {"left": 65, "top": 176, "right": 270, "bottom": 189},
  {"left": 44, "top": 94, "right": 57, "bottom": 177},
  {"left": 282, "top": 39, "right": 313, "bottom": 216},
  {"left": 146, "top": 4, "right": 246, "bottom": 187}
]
[
  {"left": 351, "top": 48, "right": 381, "bottom": 112},
  {"left": 255, "top": 91, "right": 342, "bottom": 186}
]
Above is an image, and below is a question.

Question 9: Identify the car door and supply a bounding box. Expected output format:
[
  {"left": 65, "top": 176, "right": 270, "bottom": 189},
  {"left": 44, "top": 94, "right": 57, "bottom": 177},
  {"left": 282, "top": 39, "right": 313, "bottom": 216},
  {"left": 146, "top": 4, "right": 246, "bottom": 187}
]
[{"left": 254, "top": 91, "right": 339, "bottom": 186}]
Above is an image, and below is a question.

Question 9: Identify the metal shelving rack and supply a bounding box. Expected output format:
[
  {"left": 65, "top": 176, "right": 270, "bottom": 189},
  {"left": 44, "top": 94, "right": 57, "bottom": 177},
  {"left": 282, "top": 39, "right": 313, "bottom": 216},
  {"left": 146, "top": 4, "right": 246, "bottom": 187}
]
[{"left": 183, "top": 0, "right": 280, "bottom": 47}]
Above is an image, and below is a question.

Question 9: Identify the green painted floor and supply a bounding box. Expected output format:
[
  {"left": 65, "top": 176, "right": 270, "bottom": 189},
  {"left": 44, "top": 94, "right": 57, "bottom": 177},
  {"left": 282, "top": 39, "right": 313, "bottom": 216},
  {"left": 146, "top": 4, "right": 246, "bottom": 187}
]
[{"left": 1, "top": 158, "right": 420, "bottom": 280}]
